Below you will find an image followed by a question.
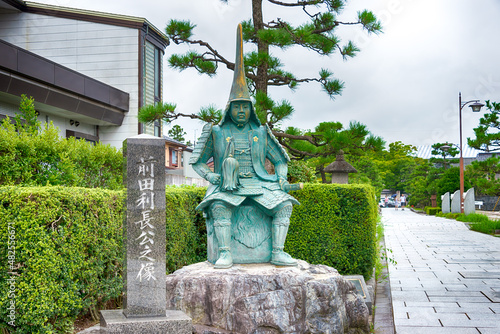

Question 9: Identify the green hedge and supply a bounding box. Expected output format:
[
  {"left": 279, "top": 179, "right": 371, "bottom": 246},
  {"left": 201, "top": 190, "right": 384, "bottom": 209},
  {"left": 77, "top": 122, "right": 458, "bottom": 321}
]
[
  {"left": 164, "top": 186, "right": 207, "bottom": 273},
  {"left": 0, "top": 186, "right": 124, "bottom": 333},
  {"left": 425, "top": 206, "right": 441, "bottom": 215},
  {"left": 287, "top": 183, "right": 378, "bottom": 279},
  {"left": 0, "top": 184, "right": 377, "bottom": 333}
]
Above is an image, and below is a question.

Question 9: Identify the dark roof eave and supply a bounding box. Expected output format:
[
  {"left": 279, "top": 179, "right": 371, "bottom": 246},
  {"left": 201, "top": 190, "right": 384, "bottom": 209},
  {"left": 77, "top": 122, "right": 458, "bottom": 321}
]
[{"left": 1, "top": 0, "right": 26, "bottom": 11}]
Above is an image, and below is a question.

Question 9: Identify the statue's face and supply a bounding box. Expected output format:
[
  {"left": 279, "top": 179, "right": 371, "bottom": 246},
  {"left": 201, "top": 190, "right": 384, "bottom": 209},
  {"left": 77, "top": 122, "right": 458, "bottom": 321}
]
[{"left": 230, "top": 101, "right": 251, "bottom": 126}]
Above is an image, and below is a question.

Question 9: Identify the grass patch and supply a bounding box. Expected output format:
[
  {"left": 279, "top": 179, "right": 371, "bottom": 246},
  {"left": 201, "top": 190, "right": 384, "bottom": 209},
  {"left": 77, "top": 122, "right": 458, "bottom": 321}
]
[{"left": 459, "top": 214, "right": 500, "bottom": 235}]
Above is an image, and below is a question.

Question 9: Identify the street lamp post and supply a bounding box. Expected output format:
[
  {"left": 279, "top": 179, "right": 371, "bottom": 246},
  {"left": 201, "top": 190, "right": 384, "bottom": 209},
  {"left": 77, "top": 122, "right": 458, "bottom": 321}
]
[{"left": 458, "top": 92, "right": 484, "bottom": 213}]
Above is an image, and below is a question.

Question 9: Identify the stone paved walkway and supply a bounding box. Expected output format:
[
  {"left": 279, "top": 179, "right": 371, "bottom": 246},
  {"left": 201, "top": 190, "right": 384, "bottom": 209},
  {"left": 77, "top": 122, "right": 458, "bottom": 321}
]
[{"left": 381, "top": 208, "right": 500, "bottom": 334}]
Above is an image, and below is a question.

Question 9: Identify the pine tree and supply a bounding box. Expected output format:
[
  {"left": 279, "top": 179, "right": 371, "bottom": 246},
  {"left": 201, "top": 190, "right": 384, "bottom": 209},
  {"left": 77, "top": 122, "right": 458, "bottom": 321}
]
[{"left": 139, "top": 0, "right": 382, "bottom": 158}]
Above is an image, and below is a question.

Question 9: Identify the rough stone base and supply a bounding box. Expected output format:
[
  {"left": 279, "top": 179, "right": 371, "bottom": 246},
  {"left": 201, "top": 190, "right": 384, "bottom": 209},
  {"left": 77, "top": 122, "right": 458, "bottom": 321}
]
[
  {"left": 99, "top": 309, "right": 192, "bottom": 334},
  {"left": 165, "top": 260, "right": 370, "bottom": 334}
]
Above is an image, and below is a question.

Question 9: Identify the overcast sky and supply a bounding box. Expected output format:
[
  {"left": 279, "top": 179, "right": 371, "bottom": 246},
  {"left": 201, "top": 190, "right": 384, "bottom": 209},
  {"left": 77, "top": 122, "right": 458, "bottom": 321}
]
[{"left": 36, "top": 0, "right": 500, "bottom": 148}]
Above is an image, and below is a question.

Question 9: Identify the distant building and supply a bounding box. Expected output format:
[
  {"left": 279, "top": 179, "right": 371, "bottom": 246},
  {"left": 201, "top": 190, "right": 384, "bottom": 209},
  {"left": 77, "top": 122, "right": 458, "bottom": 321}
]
[
  {"left": 164, "top": 136, "right": 208, "bottom": 186},
  {"left": 414, "top": 145, "right": 482, "bottom": 167},
  {"left": 0, "top": 0, "right": 168, "bottom": 148}
]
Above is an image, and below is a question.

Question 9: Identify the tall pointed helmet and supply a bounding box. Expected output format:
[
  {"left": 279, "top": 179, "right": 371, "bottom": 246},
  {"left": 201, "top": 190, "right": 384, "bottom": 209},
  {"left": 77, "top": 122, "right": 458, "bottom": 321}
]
[
  {"left": 228, "top": 23, "right": 251, "bottom": 103},
  {"left": 220, "top": 24, "right": 260, "bottom": 126}
]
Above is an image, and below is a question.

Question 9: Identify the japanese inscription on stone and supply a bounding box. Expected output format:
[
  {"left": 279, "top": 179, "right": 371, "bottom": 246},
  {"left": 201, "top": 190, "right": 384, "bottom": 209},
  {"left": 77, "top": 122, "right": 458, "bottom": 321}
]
[
  {"left": 135, "top": 156, "right": 157, "bottom": 282},
  {"left": 123, "top": 135, "right": 166, "bottom": 317}
]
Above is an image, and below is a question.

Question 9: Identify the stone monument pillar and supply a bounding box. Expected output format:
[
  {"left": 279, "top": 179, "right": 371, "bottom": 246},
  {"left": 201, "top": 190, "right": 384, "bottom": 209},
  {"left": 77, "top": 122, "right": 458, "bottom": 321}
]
[
  {"left": 451, "top": 190, "right": 461, "bottom": 213},
  {"left": 100, "top": 134, "right": 191, "bottom": 333},
  {"left": 441, "top": 192, "right": 450, "bottom": 213},
  {"left": 464, "top": 188, "right": 475, "bottom": 215}
]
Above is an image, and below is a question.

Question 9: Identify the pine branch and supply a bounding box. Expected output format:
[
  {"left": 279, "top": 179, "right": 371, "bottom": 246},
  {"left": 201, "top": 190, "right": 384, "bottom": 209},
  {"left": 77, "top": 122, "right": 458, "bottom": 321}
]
[{"left": 267, "top": 0, "right": 323, "bottom": 7}]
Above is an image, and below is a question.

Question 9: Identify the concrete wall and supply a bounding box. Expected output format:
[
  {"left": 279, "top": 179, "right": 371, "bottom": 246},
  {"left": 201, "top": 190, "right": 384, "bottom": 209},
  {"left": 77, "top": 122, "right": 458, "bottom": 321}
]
[
  {"left": 183, "top": 151, "right": 200, "bottom": 179},
  {"left": 476, "top": 196, "right": 500, "bottom": 211},
  {"left": 165, "top": 174, "right": 208, "bottom": 187}
]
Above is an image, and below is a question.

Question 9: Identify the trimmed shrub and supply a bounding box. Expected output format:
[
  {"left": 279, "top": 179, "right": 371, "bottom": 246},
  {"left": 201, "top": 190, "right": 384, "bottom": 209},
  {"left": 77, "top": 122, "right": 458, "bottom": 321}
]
[
  {"left": 164, "top": 186, "right": 207, "bottom": 273},
  {"left": 287, "top": 183, "right": 378, "bottom": 279},
  {"left": 0, "top": 186, "right": 124, "bottom": 333},
  {"left": 425, "top": 207, "right": 441, "bottom": 215}
]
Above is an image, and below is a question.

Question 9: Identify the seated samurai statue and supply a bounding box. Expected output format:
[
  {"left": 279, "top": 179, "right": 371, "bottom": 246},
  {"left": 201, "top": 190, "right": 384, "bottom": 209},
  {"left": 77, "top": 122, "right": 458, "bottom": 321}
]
[{"left": 189, "top": 24, "right": 301, "bottom": 269}]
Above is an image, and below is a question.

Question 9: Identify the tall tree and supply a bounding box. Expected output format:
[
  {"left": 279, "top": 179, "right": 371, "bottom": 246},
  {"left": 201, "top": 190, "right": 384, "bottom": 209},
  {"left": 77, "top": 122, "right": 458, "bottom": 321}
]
[
  {"left": 279, "top": 120, "right": 384, "bottom": 181},
  {"left": 378, "top": 141, "right": 417, "bottom": 193},
  {"left": 468, "top": 100, "right": 500, "bottom": 152},
  {"left": 465, "top": 157, "right": 500, "bottom": 196},
  {"left": 430, "top": 142, "right": 459, "bottom": 169},
  {"left": 168, "top": 124, "right": 187, "bottom": 143},
  {"left": 139, "top": 0, "right": 381, "bottom": 155}
]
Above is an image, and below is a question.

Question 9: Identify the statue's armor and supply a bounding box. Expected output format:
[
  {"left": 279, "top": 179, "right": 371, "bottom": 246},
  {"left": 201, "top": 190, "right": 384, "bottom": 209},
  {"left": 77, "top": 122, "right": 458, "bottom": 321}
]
[
  {"left": 233, "top": 131, "right": 253, "bottom": 175},
  {"left": 190, "top": 122, "right": 298, "bottom": 214}
]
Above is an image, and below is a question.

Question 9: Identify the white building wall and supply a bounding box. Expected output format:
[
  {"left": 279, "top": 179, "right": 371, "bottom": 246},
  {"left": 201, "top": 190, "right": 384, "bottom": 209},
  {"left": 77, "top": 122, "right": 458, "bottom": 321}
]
[
  {"left": 0, "top": 100, "right": 17, "bottom": 119},
  {"left": 0, "top": 11, "right": 140, "bottom": 148},
  {"left": 0, "top": 99, "right": 96, "bottom": 138},
  {"left": 183, "top": 151, "right": 202, "bottom": 179}
]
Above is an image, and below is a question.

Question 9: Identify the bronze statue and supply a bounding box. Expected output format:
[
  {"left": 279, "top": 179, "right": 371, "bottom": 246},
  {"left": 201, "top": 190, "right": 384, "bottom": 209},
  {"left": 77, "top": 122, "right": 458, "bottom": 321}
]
[{"left": 190, "top": 24, "right": 301, "bottom": 269}]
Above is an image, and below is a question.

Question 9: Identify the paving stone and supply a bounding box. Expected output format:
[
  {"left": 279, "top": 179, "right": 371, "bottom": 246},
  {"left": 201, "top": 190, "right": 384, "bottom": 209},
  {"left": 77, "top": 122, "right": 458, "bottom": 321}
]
[
  {"left": 480, "top": 290, "right": 500, "bottom": 302},
  {"left": 394, "top": 307, "right": 435, "bottom": 319},
  {"left": 459, "top": 271, "right": 500, "bottom": 279},
  {"left": 488, "top": 304, "right": 500, "bottom": 313},
  {"left": 393, "top": 317, "right": 441, "bottom": 327},
  {"left": 439, "top": 318, "right": 499, "bottom": 328},
  {"left": 426, "top": 291, "right": 485, "bottom": 297},
  {"left": 477, "top": 328, "right": 500, "bottom": 334},
  {"left": 428, "top": 296, "right": 491, "bottom": 303},
  {"left": 467, "top": 313, "right": 500, "bottom": 320},
  {"left": 396, "top": 327, "right": 479, "bottom": 334},
  {"left": 382, "top": 209, "right": 500, "bottom": 332},
  {"left": 391, "top": 290, "right": 429, "bottom": 302},
  {"left": 434, "top": 306, "right": 494, "bottom": 314}
]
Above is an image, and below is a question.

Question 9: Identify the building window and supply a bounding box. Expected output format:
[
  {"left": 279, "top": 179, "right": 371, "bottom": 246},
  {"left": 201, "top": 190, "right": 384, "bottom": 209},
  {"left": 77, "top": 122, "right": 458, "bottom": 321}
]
[
  {"left": 154, "top": 47, "right": 161, "bottom": 101},
  {"left": 66, "top": 130, "right": 98, "bottom": 145},
  {"left": 154, "top": 120, "right": 161, "bottom": 137},
  {"left": 170, "top": 148, "right": 178, "bottom": 167},
  {"left": 142, "top": 41, "right": 163, "bottom": 136}
]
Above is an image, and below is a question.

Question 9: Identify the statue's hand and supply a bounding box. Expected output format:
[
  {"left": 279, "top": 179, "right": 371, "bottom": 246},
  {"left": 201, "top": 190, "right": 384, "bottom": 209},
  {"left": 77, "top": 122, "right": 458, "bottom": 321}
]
[
  {"left": 278, "top": 177, "right": 303, "bottom": 193},
  {"left": 206, "top": 173, "right": 221, "bottom": 185},
  {"left": 278, "top": 177, "right": 289, "bottom": 192}
]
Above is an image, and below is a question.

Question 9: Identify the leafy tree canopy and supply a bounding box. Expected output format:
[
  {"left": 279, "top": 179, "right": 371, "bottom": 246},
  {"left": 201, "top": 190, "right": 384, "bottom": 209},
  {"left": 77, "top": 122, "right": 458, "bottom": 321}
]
[
  {"left": 168, "top": 124, "right": 187, "bottom": 143},
  {"left": 430, "top": 142, "right": 459, "bottom": 169},
  {"left": 139, "top": 0, "right": 382, "bottom": 158},
  {"left": 468, "top": 100, "right": 500, "bottom": 152}
]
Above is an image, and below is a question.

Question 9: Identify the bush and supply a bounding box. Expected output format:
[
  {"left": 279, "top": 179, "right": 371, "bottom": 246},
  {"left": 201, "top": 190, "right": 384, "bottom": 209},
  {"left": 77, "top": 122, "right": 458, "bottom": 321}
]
[
  {"left": 0, "top": 186, "right": 124, "bottom": 333},
  {"left": 0, "top": 183, "right": 378, "bottom": 332},
  {"left": 287, "top": 183, "right": 378, "bottom": 279},
  {"left": 425, "top": 207, "right": 440, "bottom": 215},
  {"left": 0, "top": 117, "right": 123, "bottom": 190},
  {"left": 164, "top": 185, "right": 207, "bottom": 273},
  {"left": 287, "top": 160, "right": 318, "bottom": 183}
]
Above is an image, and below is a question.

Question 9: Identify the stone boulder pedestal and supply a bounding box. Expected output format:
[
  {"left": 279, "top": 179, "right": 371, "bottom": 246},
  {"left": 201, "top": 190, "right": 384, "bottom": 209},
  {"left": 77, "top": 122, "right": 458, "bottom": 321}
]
[{"left": 165, "top": 260, "right": 369, "bottom": 334}]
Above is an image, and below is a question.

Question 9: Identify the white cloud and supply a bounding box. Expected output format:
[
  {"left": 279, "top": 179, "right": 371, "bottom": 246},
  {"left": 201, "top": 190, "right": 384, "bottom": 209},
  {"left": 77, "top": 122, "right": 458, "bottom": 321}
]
[{"left": 34, "top": 0, "right": 500, "bottom": 148}]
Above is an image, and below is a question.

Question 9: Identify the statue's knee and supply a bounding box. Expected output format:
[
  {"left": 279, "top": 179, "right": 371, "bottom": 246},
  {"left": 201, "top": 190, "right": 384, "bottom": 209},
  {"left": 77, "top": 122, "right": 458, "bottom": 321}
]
[
  {"left": 210, "top": 201, "right": 232, "bottom": 225},
  {"left": 275, "top": 202, "right": 293, "bottom": 218},
  {"left": 273, "top": 202, "right": 292, "bottom": 226}
]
